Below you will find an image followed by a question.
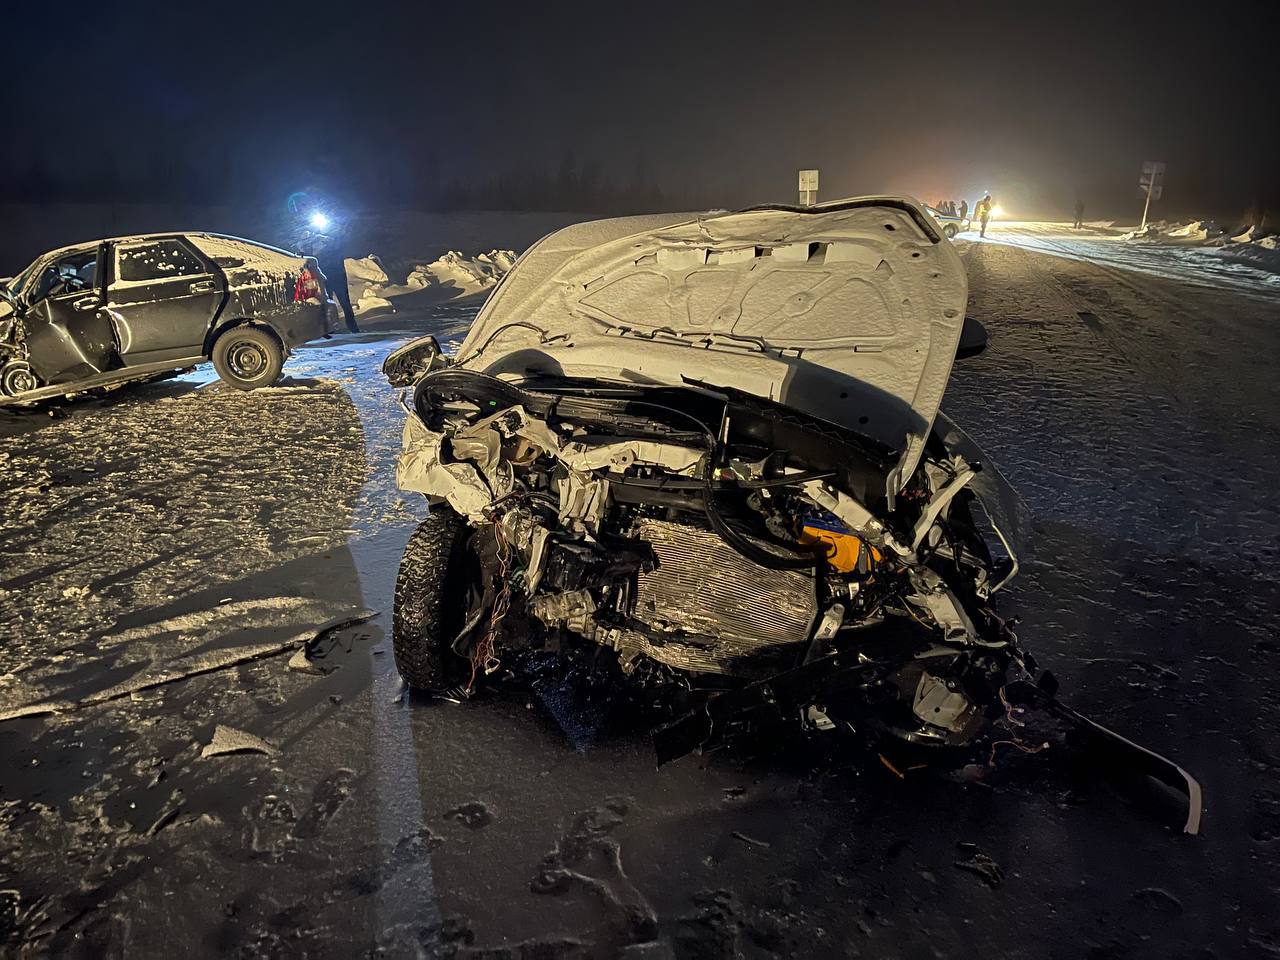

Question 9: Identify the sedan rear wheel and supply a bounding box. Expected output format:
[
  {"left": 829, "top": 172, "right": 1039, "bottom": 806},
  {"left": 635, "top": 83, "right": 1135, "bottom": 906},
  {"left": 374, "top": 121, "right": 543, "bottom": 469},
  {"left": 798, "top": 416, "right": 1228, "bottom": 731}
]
[{"left": 212, "top": 326, "right": 284, "bottom": 390}]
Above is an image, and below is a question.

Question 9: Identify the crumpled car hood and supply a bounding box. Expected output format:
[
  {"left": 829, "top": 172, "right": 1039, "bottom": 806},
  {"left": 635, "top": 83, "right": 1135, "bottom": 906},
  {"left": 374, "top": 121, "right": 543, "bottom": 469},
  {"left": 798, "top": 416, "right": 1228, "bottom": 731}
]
[{"left": 455, "top": 197, "right": 967, "bottom": 489}]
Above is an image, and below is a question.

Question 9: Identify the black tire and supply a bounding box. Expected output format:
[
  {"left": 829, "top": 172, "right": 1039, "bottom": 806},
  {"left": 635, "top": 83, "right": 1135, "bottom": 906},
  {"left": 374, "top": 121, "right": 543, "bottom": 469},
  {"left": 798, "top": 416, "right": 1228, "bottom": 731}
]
[
  {"left": 0, "top": 360, "right": 38, "bottom": 397},
  {"left": 393, "top": 509, "right": 475, "bottom": 691},
  {"left": 211, "top": 325, "right": 284, "bottom": 390},
  {"left": 944, "top": 224, "right": 958, "bottom": 239}
]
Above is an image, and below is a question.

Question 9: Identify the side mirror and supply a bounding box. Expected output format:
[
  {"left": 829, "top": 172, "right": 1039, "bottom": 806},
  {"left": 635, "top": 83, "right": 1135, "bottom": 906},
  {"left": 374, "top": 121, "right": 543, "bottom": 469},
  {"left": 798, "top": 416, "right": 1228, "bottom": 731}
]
[
  {"left": 956, "top": 316, "right": 988, "bottom": 359},
  {"left": 382, "top": 335, "right": 445, "bottom": 386}
]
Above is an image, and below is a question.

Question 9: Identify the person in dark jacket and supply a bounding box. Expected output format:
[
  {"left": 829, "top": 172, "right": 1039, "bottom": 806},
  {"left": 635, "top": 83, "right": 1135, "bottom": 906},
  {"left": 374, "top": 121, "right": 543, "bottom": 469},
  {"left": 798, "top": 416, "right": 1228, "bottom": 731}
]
[
  {"left": 299, "top": 222, "right": 359, "bottom": 334},
  {"left": 318, "top": 240, "right": 359, "bottom": 333},
  {"left": 959, "top": 199, "right": 969, "bottom": 222},
  {"left": 1073, "top": 199, "right": 1085, "bottom": 229}
]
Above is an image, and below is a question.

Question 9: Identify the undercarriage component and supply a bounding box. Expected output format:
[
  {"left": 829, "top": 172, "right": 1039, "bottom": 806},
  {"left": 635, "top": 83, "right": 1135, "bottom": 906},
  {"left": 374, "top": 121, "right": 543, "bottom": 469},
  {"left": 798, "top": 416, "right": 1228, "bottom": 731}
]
[{"left": 619, "top": 517, "right": 818, "bottom": 678}]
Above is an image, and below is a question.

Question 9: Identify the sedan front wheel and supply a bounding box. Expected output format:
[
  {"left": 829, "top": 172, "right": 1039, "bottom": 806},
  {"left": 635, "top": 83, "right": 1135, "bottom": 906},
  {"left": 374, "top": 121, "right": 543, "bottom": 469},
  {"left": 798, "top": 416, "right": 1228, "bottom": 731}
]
[{"left": 0, "top": 360, "right": 38, "bottom": 397}]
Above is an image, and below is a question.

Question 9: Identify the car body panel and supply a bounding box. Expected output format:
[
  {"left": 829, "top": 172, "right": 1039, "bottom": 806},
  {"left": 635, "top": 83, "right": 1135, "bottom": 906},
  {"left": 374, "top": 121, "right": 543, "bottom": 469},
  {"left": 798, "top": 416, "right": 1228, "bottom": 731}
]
[
  {"left": 107, "top": 236, "right": 225, "bottom": 365},
  {"left": 455, "top": 197, "right": 967, "bottom": 490},
  {"left": 20, "top": 242, "right": 112, "bottom": 383}
]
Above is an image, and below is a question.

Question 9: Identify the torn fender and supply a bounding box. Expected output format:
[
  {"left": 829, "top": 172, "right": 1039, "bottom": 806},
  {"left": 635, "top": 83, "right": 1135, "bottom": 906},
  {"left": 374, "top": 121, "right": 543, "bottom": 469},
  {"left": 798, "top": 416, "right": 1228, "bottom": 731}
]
[{"left": 395, "top": 412, "right": 496, "bottom": 520}]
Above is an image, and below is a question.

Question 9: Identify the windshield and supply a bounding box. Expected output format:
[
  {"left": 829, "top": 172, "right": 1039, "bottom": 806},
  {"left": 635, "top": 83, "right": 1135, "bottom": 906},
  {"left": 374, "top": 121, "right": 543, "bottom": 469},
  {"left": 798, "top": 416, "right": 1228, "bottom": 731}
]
[{"left": 7, "top": 259, "right": 40, "bottom": 301}]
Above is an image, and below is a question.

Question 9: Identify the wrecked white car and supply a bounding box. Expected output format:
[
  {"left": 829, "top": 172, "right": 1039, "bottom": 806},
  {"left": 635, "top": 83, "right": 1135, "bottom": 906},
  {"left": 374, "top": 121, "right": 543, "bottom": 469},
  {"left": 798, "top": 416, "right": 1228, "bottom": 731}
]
[{"left": 384, "top": 198, "right": 1201, "bottom": 833}]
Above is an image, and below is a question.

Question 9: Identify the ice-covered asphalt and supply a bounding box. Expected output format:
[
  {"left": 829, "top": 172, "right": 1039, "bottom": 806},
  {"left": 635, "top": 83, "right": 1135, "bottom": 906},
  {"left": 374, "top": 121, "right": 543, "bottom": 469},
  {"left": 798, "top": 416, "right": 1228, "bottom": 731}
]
[{"left": 1, "top": 223, "right": 1277, "bottom": 958}]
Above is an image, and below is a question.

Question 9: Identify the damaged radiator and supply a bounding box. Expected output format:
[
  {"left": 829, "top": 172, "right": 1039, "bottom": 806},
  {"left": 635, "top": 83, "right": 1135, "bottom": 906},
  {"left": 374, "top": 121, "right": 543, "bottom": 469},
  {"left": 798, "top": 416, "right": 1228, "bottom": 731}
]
[{"left": 620, "top": 518, "right": 818, "bottom": 677}]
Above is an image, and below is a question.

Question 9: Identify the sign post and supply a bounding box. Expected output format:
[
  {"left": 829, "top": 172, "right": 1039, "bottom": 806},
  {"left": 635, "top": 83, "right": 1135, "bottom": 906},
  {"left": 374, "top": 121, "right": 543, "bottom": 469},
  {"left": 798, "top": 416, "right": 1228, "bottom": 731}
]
[
  {"left": 798, "top": 169, "right": 819, "bottom": 207},
  {"left": 1139, "top": 161, "right": 1166, "bottom": 230}
]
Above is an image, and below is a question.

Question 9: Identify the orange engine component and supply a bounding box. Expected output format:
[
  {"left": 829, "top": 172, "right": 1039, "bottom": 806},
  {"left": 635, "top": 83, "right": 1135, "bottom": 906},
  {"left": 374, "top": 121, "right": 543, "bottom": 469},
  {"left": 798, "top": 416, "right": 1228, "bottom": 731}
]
[{"left": 798, "top": 522, "right": 881, "bottom": 574}]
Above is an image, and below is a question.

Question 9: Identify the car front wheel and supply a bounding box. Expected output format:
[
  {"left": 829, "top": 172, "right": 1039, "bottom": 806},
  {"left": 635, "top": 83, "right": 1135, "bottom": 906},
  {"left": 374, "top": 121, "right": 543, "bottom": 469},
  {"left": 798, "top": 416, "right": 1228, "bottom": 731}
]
[
  {"left": 393, "top": 508, "right": 477, "bottom": 692},
  {"left": 944, "top": 224, "right": 958, "bottom": 239},
  {"left": 212, "top": 326, "right": 284, "bottom": 390},
  {"left": 0, "top": 360, "right": 38, "bottom": 397}
]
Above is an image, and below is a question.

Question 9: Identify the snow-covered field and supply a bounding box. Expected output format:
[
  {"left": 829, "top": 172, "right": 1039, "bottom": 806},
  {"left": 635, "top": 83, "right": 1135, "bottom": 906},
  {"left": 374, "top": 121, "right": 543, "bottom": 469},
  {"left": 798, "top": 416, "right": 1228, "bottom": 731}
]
[{"left": 2, "top": 219, "right": 1278, "bottom": 958}]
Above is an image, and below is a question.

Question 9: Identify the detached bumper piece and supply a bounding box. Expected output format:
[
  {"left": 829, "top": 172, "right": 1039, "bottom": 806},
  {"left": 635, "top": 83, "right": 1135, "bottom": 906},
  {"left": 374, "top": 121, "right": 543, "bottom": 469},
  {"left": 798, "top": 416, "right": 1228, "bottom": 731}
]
[
  {"left": 654, "top": 668, "right": 1203, "bottom": 837},
  {"left": 1003, "top": 680, "right": 1203, "bottom": 835}
]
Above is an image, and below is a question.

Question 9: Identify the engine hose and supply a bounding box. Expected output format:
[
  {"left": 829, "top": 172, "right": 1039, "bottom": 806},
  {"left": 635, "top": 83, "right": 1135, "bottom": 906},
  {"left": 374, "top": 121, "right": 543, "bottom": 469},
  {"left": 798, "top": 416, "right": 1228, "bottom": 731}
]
[{"left": 701, "top": 450, "right": 823, "bottom": 571}]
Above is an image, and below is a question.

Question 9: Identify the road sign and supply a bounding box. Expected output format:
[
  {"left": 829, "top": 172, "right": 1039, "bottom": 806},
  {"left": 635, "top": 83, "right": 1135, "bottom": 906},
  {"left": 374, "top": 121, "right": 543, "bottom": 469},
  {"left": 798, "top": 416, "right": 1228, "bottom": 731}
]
[
  {"left": 798, "top": 169, "right": 819, "bottom": 206},
  {"left": 1139, "top": 160, "right": 1166, "bottom": 230}
]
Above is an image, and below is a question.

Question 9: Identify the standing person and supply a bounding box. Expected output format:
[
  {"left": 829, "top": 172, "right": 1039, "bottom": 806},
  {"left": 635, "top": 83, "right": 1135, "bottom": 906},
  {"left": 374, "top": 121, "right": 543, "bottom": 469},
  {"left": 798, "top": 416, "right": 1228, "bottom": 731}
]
[
  {"left": 977, "top": 193, "right": 993, "bottom": 238},
  {"left": 1073, "top": 199, "right": 1085, "bottom": 230},
  {"left": 316, "top": 228, "right": 359, "bottom": 334},
  {"left": 298, "top": 216, "right": 360, "bottom": 334},
  {"left": 959, "top": 199, "right": 969, "bottom": 223}
]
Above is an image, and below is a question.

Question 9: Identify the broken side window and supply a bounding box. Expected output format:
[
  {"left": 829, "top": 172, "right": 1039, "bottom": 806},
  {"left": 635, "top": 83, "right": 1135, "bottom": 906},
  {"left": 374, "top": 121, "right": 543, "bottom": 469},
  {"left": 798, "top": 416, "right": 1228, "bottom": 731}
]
[{"left": 28, "top": 250, "right": 98, "bottom": 305}]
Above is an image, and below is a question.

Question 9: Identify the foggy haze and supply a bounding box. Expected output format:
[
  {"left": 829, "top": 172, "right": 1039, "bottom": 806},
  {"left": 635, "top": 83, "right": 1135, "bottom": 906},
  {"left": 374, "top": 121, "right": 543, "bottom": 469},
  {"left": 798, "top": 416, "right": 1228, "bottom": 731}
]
[{"left": 2, "top": 0, "right": 1276, "bottom": 220}]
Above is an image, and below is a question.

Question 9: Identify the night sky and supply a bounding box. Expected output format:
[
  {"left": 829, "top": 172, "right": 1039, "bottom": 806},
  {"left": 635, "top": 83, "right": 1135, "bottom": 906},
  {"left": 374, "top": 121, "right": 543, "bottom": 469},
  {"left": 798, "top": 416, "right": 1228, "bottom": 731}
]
[{"left": 3, "top": 0, "right": 1276, "bottom": 219}]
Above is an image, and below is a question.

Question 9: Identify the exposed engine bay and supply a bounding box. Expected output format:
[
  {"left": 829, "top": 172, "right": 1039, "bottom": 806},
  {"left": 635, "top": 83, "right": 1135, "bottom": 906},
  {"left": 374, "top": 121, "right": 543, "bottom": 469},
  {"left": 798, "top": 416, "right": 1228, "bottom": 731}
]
[
  {"left": 398, "top": 364, "right": 1025, "bottom": 729},
  {"left": 383, "top": 198, "right": 1202, "bottom": 834}
]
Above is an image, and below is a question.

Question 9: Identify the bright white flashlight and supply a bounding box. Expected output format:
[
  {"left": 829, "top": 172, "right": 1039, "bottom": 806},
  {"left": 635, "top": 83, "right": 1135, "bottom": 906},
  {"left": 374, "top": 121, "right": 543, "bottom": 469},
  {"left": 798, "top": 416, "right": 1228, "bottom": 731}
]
[
  {"left": 308, "top": 211, "right": 331, "bottom": 231},
  {"left": 990, "top": 205, "right": 1004, "bottom": 220}
]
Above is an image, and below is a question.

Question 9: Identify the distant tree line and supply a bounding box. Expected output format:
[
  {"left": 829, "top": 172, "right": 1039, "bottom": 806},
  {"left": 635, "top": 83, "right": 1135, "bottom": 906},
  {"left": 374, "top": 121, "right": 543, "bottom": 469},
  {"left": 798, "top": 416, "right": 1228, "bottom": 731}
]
[{"left": 0, "top": 148, "right": 696, "bottom": 216}]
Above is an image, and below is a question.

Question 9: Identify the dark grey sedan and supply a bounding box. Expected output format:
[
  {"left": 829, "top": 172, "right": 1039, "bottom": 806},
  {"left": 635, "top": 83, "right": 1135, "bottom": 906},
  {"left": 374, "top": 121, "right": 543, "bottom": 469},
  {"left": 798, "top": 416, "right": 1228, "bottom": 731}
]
[{"left": 0, "top": 233, "right": 339, "bottom": 402}]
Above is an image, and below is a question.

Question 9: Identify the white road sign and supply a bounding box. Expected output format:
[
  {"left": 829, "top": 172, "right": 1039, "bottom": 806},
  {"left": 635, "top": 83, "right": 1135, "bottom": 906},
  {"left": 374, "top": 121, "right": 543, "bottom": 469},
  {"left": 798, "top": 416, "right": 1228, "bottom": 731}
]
[
  {"left": 798, "top": 169, "right": 819, "bottom": 206},
  {"left": 1139, "top": 160, "right": 1166, "bottom": 229}
]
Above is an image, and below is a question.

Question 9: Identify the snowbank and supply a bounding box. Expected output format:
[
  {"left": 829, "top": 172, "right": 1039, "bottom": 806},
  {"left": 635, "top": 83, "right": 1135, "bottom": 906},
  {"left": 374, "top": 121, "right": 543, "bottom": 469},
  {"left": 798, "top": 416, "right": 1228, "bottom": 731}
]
[
  {"left": 1116, "top": 218, "right": 1280, "bottom": 282},
  {"left": 345, "top": 249, "right": 518, "bottom": 316},
  {"left": 1121, "top": 220, "right": 1225, "bottom": 243},
  {"left": 344, "top": 255, "right": 389, "bottom": 284},
  {"left": 1212, "top": 231, "right": 1280, "bottom": 273},
  {"left": 356, "top": 290, "right": 393, "bottom": 314},
  {"left": 409, "top": 249, "right": 516, "bottom": 294}
]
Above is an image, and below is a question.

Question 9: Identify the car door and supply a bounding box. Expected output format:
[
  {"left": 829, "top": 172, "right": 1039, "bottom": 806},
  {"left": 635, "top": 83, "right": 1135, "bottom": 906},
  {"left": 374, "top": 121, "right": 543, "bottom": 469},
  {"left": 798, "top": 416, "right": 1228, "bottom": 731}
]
[
  {"left": 105, "top": 237, "right": 224, "bottom": 366},
  {"left": 21, "top": 245, "right": 118, "bottom": 385}
]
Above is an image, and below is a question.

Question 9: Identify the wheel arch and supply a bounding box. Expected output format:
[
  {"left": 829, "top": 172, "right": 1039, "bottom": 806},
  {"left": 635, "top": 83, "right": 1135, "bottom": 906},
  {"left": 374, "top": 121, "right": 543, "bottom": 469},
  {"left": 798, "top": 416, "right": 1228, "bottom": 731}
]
[{"left": 205, "top": 316, "right": 289, "bottom": 359}]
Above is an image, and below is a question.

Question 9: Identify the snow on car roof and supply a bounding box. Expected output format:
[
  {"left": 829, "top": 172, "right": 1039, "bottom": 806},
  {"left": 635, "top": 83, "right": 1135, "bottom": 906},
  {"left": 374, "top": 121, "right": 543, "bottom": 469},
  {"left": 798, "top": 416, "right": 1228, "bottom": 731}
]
[
  {"left": 32, "top": 233, "right": 296, "bottom": 264},
  {"left": 187, "top": 235, "right": 300, "bottom": 267}
]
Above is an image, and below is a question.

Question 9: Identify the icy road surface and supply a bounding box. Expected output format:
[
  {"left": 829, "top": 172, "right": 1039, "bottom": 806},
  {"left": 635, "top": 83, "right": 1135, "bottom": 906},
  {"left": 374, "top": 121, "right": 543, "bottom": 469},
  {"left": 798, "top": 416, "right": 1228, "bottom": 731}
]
[
  {"left": 2, "top": 225, "right": 1278, "bottom": 958},
  {"left": 981, "top": 220, "right": 1280, "bottom": 299}
]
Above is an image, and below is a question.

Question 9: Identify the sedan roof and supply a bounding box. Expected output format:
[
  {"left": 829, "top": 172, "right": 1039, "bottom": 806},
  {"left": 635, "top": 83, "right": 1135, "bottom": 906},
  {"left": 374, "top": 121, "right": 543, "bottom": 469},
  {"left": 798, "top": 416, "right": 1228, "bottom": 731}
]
[{"left": 34, "top": 233, "right": 295, "bottom": 263}]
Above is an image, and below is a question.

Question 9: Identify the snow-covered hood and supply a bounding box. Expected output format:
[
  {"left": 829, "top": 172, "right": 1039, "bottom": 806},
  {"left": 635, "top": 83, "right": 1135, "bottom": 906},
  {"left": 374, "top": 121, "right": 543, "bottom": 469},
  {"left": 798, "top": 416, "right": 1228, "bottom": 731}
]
[{"left": 456, "top": 197, "right": 967, "bottom": 488}]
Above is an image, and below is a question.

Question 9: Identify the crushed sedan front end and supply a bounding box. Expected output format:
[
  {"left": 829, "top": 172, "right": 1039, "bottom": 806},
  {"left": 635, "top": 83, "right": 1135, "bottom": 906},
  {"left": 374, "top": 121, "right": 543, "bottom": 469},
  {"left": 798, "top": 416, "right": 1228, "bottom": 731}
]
[{"left": 385, "top": 198, "right": 1202, "bottom": 834}]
